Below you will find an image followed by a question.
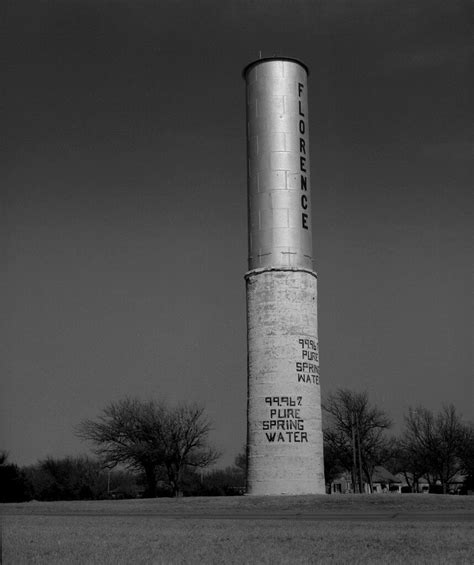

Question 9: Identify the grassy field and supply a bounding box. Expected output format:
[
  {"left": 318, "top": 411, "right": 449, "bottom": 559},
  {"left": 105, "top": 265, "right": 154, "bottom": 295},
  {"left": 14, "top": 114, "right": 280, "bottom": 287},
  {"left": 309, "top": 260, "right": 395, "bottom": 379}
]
[{"left": 2, "top": 495, "right": 473, "bottom": 564}]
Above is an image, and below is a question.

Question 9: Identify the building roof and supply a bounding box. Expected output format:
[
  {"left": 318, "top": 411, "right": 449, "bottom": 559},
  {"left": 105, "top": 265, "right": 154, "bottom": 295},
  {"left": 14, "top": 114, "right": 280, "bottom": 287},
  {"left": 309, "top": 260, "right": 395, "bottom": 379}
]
[
  {"left": 394, "top": 472, "right": 429, "bottom": 484},
  {"left": 371, "top": 466, "right": 401, "bottom": 484}
]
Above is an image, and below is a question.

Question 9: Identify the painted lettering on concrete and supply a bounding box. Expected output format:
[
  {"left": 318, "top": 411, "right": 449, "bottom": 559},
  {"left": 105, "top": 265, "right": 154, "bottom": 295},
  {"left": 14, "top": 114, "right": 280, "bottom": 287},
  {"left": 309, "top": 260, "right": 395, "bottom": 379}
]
[
  {"left": 297, "top": 337, "right": 320, "bottom": 385},
  {"left": 262, "top": 396, "right": 308, "bottom": 442}
]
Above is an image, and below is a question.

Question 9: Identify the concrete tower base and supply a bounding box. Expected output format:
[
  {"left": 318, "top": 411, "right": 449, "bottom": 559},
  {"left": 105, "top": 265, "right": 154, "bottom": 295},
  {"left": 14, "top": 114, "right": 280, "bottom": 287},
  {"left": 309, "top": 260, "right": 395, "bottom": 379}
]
[{"left": 246, "top": 267, "right": 325, "bottom": 495}]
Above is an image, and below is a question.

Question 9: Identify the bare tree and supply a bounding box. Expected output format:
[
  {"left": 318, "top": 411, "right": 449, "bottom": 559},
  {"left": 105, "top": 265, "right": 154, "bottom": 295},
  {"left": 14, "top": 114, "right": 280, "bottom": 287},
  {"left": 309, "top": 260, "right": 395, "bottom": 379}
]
[
  {"left": 323, "top": 389, "right": 392, "bottom": 492},
  {"left": 160, "top": 404, "right": 221, "bottom": 496},
  {"left": 233, "top": 446, "right": 247, "bottom": 482},
  {"left": 391, "top": 437, "right": 428, "bottom": 492},
  {"left": 322, "top": 431, "right": 347, "bottom": 487},
  {"left": 0, "top": 451, "right": 31, "bottom": 502},
  {"left": 400, "top": 404, "right": 469, "bottom": 493},
  {"left": 76, "top": 398, "right": 220, "bottom": 497},
  {"left": 458, "top": 422, "right": 474, "bottom": 491}
]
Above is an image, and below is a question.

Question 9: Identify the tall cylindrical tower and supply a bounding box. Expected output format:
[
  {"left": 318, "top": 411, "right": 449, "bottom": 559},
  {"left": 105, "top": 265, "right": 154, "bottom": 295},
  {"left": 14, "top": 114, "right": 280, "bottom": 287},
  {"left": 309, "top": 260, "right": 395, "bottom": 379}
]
[{"left": 243, "top": 57, "right": 325, "bottom": 495}]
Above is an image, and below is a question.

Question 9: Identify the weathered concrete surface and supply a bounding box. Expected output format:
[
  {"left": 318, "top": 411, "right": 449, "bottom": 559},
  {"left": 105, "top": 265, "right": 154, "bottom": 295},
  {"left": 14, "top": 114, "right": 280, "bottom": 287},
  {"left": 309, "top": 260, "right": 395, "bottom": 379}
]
[{"left": 246, "top": 268, "right": 325, "bottom": 495}]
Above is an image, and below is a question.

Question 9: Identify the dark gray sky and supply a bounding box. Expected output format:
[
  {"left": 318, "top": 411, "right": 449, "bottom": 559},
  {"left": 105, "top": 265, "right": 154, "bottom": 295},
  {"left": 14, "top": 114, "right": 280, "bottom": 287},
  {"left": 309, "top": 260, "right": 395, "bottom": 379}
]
[{"left": 2, "top": 0, "right": 472, "bottom": 467}]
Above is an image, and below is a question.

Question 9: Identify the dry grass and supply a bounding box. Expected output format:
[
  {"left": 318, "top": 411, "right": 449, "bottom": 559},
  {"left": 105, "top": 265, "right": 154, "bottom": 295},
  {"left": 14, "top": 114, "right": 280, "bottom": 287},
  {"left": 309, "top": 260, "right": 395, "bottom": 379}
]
[
  {"left": 2, "top": 495, "right": 473, "bottom": 564},
  {"left": 4, "top": 493, "right": 474, "bottom": 516}
]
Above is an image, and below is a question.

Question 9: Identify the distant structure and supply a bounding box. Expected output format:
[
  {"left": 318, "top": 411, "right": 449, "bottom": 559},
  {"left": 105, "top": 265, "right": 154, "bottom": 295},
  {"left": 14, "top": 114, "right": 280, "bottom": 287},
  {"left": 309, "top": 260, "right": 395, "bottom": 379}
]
[{"left": 243, "top": 57, "right": 325, "bottom": 495}]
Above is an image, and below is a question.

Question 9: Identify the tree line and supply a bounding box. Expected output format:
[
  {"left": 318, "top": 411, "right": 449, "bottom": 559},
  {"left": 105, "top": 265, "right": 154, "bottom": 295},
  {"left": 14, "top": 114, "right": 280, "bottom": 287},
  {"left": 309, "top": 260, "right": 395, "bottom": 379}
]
[
  {"left": 323, "top": 389, "right": 473, "bottom": 494},
  {"left": 0, "top": 452, "right": 139, "bottom": 502},
  {"left": 0, "top": 450, "right": 246, "bottom": 503},
  {"left": 0, "top": 398, "right": 244, "bottom": 502},
  {"left": 2, "top": 391, "right": 472, "bottom": 502}
]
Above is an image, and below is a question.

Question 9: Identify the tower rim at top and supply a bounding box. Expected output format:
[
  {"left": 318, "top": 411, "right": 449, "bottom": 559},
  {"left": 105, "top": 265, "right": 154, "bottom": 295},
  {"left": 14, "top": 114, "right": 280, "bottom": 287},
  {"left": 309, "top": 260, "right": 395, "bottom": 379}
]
[{"left": 242, "top": 57, "right": 309, "bottom": 79}]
